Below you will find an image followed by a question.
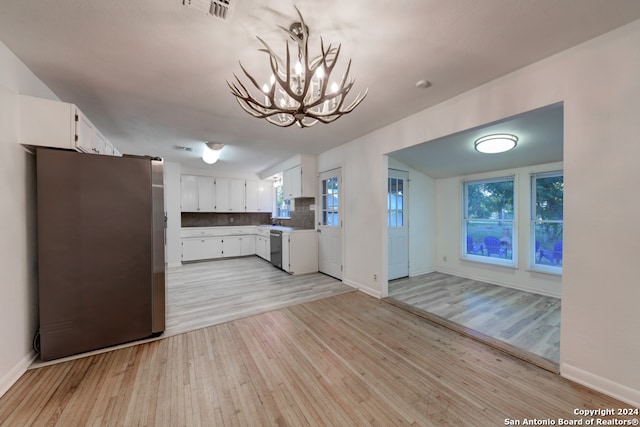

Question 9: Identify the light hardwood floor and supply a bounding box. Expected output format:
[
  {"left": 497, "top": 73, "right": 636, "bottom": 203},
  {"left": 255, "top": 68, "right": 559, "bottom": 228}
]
[
  {"left": 387, "top": 272, "right": 561, "bottom": 370},
  {"left": 1, "top": 291, "right": 632, "bottom": 426},
  {"left": 166, "top": 256, "right": 354, "bottom": 337}
]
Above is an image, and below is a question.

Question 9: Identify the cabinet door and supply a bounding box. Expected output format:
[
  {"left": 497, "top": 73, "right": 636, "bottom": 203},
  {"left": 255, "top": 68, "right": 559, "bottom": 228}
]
[
  {"left": 94, "top": 131, "right": 107, "bottom": 155},
  {"left": 197, "top": 177, "right": 215, "bottom": 212},
  {"left": 240, "top": 236, "right": 256, "bottom": 256},
  {"left": 245, "top": 181, "right": 259, "bottom": 212},
  {"left": 75, "top": 109, "right": 95, "bottom": 153},
  {"left": 229, "top": 179, "right": 245, "bottom": 211},
  {"left": 181, "top": 175, "right": 214, "bottom": 212},
  {"left": 283, "top": 166, "right": 302, "bottom": 199},
  {"left": 202, "top": 237, "right": 223, "bottom": 259},
  {"left": 258, "top": 181, "right": 273, "bottom": 213},
  {"left": 216, "top": 178, "right": 245, "bottom": 212},
  {"left": 182, "top": 239, "right": 203, "bottom": 261},
  {"left": 222, "top": 236, "right": 241, "bottom": 257},
  {"left": 103, "top": 139, "right": 115, "bottom": 156},
  {"left": 181, "top": 175, "right": 199, "bottom": 212},
  {"left": 215, "top": 178, "right": 230, "bottom": 211}
]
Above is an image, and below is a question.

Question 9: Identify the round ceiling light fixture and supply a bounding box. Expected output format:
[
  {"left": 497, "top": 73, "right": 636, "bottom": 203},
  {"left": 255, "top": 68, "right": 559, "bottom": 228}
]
[
  {"left": 202, "top": 142, "right": 225, "bottom": 164},
  {"left": 474, "top": 134, "right": 518, "bottom": 154}
]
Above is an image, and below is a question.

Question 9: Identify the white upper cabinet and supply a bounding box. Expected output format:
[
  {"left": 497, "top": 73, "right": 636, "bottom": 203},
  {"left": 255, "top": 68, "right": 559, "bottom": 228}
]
[
  {"left": 181, "top": 175, "right": 273, "bottom": 213},
  {"left": 246, "top": 180, "right": 273, "bottom": 213},
  {"left": 181, "top": 175, "right": 215, "bottom": 212},
  {"left": 215, "top": 178, "right": 245, "bottom": 212},
  {"left": 282, "top": 157, "right": 316, "bottom": 199},
  {"left": 93, "top": 130, "right": 107, "bottom": 155},
  {"left": 20, "top": 95, "right": 119, "bottom": 156},
  {"left": 282, "top": 166, "right": 301, "bottom": 199}
]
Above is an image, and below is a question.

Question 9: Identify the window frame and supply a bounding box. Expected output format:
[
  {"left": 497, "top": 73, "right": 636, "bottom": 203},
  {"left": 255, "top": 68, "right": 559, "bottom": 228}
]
[
  {"left": 462, "top": 175, "right": 517, "bottom": 268},
  {"left": 387, "top": 176, "right": 405, "bottom": 228},
  {"left": 320, "top": 175, "right": 340, "bottom": 227},
  {"left": 530, "top": 170, "right": 563, "bottom": 275},
  {"left": 275, "top": 184, "right": 291, "bottom": 219}
]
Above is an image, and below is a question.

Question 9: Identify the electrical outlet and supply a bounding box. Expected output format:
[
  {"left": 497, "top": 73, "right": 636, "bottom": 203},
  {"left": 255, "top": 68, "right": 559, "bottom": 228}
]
[{"left": 229, "top": 217, "right": 234, "bottom": 223}]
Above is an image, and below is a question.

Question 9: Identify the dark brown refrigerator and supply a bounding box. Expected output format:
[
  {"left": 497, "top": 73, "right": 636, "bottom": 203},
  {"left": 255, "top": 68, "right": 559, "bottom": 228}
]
[{"left": 36, "top": 147, "right": 165, "bottom": 361}]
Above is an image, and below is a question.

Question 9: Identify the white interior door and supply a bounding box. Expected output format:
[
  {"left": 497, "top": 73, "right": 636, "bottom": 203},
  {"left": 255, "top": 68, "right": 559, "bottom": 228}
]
[
  {"left": 388, "top": 169, "right": 409, "bottom": 280},
  {"left": 318, "top": 168, "right": 342, "bottom": 280}
]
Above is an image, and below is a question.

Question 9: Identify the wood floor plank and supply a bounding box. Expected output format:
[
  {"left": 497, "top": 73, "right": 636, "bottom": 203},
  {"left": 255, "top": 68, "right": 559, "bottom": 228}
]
[{"left": 388, "top": 272, "right": 561, "bottom": 364}]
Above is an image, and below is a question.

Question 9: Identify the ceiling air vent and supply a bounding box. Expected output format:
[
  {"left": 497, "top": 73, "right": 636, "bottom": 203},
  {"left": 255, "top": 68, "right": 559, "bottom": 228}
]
[{"left": 182, "top": 0, "right": 235, "bottom": 21}]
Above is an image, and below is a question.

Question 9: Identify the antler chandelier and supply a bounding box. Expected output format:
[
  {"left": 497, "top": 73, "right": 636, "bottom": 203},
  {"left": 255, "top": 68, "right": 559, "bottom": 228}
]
[{"left": 227, "top": 7, "right": 367, "bottom": 128}]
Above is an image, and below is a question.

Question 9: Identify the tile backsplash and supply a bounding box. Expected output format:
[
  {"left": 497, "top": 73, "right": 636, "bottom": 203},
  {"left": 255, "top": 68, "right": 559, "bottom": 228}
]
[
  {"left": 181, "top": 212, "right": 271, "bottom": 227},
  {"left": 278, "top": 197, "right": 315, "bottom": 229},
  {"left": 180, "top": 198, "right": 316, "bottom": 229}
]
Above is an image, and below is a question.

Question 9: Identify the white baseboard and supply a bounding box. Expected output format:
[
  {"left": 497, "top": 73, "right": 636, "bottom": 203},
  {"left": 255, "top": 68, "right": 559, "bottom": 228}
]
[
  {"left": 561, "top": 363, "right": 640, "bottom": 408},
  {"left": 409, "top": 268, "right": 436, "bottom": 277},
  {"left": 434, "top": 266, "right": 561, "bottom": 299},
  {"left": 343, "top": 279, "right": 382, "bottom": 299},
  {"left": 0, "top": 351, "right": 37, "bottom": 398}
]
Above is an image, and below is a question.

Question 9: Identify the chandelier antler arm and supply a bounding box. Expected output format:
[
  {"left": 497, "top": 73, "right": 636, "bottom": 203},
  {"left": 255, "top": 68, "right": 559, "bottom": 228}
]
[
  {"left": 304, "top": 40, "right": 350, "bottom": 111},
  {"left": 228, "top": 84, "right": 298, "bottom": 126},
  {"left": 228, "top": 70, "right": 281, "bottom": 114},
  {"left": 256, "top": 36, "right": 286, "bottom": 73}
]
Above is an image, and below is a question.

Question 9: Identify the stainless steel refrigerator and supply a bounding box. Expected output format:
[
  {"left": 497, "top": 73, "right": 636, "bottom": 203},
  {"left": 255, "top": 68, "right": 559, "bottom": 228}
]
[{"left": 36, "top": 147, "right": 165, "bottom": 361}]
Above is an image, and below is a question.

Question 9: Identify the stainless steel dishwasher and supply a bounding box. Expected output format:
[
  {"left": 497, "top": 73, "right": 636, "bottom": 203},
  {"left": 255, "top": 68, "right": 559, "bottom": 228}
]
[{"left": 270, "top": 229, "right": 283, "bottom": 269}]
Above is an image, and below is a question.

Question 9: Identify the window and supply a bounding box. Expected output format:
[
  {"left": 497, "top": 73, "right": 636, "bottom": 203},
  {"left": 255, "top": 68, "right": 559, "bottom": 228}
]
[
  {"left": 463, "top": 176, "right": 515, "bottom": 266},
  {"left": 321, "top": 176, "right": 339, "bottom": 226},
  {"left": 387, "top": 177, "right": 404, "bottom": 228},
  {"left": 531, "top": 171, "right": 563, "bottom": 273},
  {"left": 275, "top": 185, "right": 290, "bottom": 219}
]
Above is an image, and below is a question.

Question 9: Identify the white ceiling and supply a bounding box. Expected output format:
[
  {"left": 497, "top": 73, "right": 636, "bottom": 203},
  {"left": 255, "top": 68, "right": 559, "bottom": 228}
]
[
  {"left": 1, "top": 1, "right": 639, "bottom": 176},
  {"left": 389, "top": 103, "right": 564, "bottom": 178}
]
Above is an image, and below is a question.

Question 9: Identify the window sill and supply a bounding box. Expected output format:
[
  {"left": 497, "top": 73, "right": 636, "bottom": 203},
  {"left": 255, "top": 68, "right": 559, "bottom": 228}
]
[
  {"left": 461, "top": 254, "right": 516, "bottom": 269},
  {"left": 527, "top": 266, "right": 562, "bottom": 276}
]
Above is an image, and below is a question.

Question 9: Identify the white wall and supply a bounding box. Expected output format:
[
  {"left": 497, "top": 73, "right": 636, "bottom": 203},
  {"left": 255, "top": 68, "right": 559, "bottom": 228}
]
[
  {"left": 0, "top": 41, "right": 59, "bottom": 397},
  {"left": 434, "top": 162, "right": 563, "bottom": 298},
  {"left": 318, "top": 20, "right": 640, "bottom": 405},
  {"left": 164, "top": 161, "right": 182, "bottom": 267}
]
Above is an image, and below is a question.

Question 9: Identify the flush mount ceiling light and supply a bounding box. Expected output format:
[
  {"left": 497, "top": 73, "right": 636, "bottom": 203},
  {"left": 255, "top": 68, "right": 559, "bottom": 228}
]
[
  {"left": 227, "top": 6, "right": 368, "bottom": 128},
  {"left": 202, "top": 142, "right": 225, "bottom": 164},
  {"left": 474, "top": 134, "right": 518, "bottom": 154}
]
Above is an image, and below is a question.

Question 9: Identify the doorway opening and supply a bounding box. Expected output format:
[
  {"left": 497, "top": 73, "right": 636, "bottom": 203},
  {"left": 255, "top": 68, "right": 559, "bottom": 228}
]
[{"left": 384, "top": 103, "right": 563, "bottom": 371}]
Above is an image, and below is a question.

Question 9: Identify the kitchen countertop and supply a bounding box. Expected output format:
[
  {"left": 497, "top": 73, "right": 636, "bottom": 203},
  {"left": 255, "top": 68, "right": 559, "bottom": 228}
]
[{"left": 260, "top": 225, "right": 314, "bottom": 232}]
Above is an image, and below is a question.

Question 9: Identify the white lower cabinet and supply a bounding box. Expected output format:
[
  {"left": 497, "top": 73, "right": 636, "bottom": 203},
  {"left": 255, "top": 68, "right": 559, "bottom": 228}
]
[
  {"left": 255, "top": 235, "right": 270, "bottom": 261},
  {"left": 181, "top": 227, "right": 316, "bottom": 274},
  {"left": 182, "top": 237, "right": 223, "bottom": 261},
  {"left": 281, "top": 230, "right": 318, "bottom": 275},
  {"left": 222, "top": 236, "right": 242, "bottom": 258},
  {"left": 239, "top": 236, "right": 256, "bottom": 256},
  {"left": 182, "top": 227, "right": 258, "bottom": 262}
]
